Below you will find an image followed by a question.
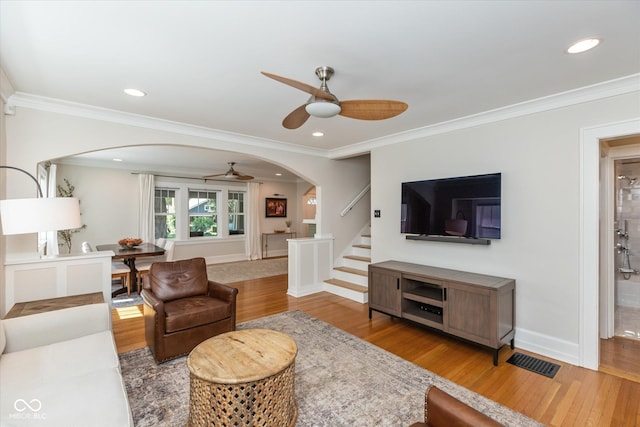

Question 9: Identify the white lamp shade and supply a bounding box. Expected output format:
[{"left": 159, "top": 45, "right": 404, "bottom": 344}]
[
  {"left": 305, "top": 101, "right": 341, "bottom": 118},
  {"left": 0, "top": 197, "right": 82, "bottom": 235}
]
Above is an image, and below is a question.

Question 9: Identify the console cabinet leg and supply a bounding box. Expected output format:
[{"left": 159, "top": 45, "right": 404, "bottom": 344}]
[
  {"left": 368, "top": 307, "right": 372, "bottom": 319},
  {"left": 510, "top": 338, "right": 515, "bottom": 349},
  {"left": 493, "top": 349, "right": 499, "bottom": 366}
]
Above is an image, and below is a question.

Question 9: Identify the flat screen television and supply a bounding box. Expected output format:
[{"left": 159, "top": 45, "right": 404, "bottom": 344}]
[{"left": 401, "top": 173, "right": 501, "bottom": 239}]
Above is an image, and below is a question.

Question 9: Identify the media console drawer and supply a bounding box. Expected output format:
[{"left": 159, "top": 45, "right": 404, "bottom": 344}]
[{"left": 368, "top": 260, "right": 515, "bottom": 366}]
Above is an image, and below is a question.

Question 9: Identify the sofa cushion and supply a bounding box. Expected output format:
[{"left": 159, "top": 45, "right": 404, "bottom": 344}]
[
  {"left": 2, "top": 303, "right": 111, "bottom": 353},
  {"left": 1, "top": 366, "right": 132, "bottom": 427},
  {"left": 0, "top": 331, "right": 119, "bottom": 387},
  {"left": 164, "top": 295, "right": 231, "bottom": 333},
  {"left": 149, "top": 258, "right": 209, "bottom": 302}
]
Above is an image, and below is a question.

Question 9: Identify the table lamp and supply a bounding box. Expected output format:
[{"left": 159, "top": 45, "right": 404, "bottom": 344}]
[{"left": 0, "top": 166, "right": 82, "bottom": 252}]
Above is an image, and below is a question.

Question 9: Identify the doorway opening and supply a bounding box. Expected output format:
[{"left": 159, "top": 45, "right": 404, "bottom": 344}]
[
  {"left": 599, "top": 134, "right": 640, "bottom": 382},
  {"left": 613, "top": 158, "right": 640, "bottom": 339}
]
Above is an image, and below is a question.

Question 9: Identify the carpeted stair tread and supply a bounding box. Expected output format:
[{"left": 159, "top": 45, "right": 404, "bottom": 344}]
[{"left": 325, "top": 278, "right": 368, "bottom": 293}]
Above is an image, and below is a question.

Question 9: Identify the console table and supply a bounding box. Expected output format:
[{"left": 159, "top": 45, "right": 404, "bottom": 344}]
[
  {"left": 368, "top": 260, "right": 515, "bottom": 365},
  {"left": 262, "top": 232, "right": 296, "bottom": 258}
]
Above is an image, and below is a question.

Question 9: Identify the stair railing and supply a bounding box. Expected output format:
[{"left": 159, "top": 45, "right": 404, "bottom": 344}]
[{"left": 340, "top": 183, "right": 371, "bottom": 217}]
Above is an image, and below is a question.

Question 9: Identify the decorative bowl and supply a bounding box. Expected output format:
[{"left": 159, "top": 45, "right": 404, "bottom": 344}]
[
  {"left": 118, "top": 238, "right": 143, "bottom": 249},
  {"left": 274, "top": 229, "right": 285, "bottom": 233}
]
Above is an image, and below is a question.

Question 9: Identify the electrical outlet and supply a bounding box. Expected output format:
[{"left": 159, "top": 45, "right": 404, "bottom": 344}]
[{"left": 374, "top": 210, "right": 381, "bottom": 218}]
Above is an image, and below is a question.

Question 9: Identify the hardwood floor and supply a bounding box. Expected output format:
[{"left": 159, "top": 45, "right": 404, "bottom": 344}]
[{"left": 112, "top": 274, "right": 640, "bottom": 426}]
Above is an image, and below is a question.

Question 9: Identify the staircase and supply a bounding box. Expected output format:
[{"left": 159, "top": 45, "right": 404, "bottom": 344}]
[{"left": 324, "top": 225, "right": 370, "bottom": 303}]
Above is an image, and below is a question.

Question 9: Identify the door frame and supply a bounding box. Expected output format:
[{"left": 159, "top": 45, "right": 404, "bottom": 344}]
[{"left": 580, "top": 118, "right": 640, "bottom": 370}]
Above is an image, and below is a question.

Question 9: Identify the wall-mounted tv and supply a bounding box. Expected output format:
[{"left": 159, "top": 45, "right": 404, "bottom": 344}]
[{"left": 401, "top": 173, "right": 501, "bottom": 239}]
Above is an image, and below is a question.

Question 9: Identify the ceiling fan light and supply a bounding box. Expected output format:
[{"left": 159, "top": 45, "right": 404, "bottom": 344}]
[{"left": 305, "top": 100, "right": 341, "bottom": 118}]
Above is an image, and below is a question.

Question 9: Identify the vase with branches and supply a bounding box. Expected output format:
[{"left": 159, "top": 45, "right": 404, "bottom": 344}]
[{"left": 57, "top": 178, "right": 86, "bottom": 253}]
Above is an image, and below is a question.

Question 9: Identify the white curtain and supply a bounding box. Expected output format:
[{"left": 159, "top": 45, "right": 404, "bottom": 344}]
[
  {"left": 138, "top": 174, "right": 155, "bottom": 243},
  {"left": 245, "top": 182, "right": 262, "bottom": 260},
  {"left": 45, "top": 164, "right": 59, "bottom": 256}
]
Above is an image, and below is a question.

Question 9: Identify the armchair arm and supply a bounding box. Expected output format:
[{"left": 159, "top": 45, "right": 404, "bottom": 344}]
[
  {"left": 207, "top": 281, "right": 239, "bottom": 302},
  {"left": 141, "top": 287, "right": 167, "bottom": 338},
  {"left": 421, "top": 386, "right": 503, "bottom": 427},
  {"left": 2, "top": 303, "right": 111, "bottom": 354}
]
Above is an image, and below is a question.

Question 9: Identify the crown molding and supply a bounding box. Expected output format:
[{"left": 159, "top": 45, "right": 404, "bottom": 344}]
[
  {"left": 7, "top": 73, "right": 639, "bottom": 161},
  {"left": 6, "top": 92, "right": 329, "bottom": 158},
  {"left": 1, "top": 68, "right": 16, "bottom": 114},
  {"left": 328, "top": 73, "right": 640, "bottom": 159}
]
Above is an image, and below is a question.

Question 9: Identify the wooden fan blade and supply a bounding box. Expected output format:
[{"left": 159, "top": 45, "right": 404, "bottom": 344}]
[
  {"left": 339, "top": 100, "right": 408, "bottom": 120},
  {"left": 203, "top": 172, "right": 254, "bottom": 180},
  {"left": 282, "top": 104, "right": 310, "bottom": 129},
  {"left": 235, "top": 174, "right": 254, "bottom": 181},
  {"left": 261, "top": 71, "right": 334, "bottom": 101},
  {"left": 233, "top": 171, "right": 255, "bottom": 180}
]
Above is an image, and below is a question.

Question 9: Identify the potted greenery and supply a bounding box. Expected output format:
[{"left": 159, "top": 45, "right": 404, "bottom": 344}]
[{"left": 57, "top": 178, "right": 86, "bottom": 253}]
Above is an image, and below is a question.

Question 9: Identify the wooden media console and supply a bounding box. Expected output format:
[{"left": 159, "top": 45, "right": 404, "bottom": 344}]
[{"left": 368, "top": 260, "right": 515, "bottom": 365}]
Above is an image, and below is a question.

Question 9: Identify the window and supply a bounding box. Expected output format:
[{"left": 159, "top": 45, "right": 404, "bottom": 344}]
[
  {"left": 189, "top": 190, "right": 218, "bottom": 237},
  {"left": 228, "top": 191, "right": 245, "bottom": 235},
  {"left": 154, "top": 188, "right": 176, "bottom": 239}
]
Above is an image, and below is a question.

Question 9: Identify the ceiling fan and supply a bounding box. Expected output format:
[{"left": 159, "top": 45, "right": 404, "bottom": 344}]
[
  {"left": 261, "top": 66, "right": 408, "bottom": 129},
  {"left": 204, "top": 162, "right": 254, "bottom": 181}
]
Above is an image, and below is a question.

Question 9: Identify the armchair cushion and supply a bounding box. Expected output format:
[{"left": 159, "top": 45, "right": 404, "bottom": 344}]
[
  {"left": 164, "top": 296, "right": 233, "bottom": 333},
  {"left": 149, "top": 257, "right": 209, "bottom": 301}
]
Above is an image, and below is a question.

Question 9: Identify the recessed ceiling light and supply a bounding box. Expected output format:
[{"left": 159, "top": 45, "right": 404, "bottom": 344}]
[
  {"left": 567, "top": 38, "right": 601, "bottom": 54},
  {"left": 312, "top": 131, "right": 324, "bottom": 137},
  {"left": 124, "top": 88, "right": 146, "bottom": 97},
  {"left": 112, "top": 158, "right": 123, "bottom": 162},
  {"left": 275, "top": 173, "right": 282, "bottom": 176}
]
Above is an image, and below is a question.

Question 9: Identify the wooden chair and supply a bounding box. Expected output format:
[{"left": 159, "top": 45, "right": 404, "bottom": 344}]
[
  {"left": 82, "top": 241, "right": 133, "bottom": 295},
  {"left": 136, "top": 240, "right": 175, "bottom": 291},
  {"left": 112, "top": 262, "right": 132, "bottom": 296}
]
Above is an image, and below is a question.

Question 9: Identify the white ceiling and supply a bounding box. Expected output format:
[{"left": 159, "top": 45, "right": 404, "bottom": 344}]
[{"left": 1, "top": 1, "right": 639, "bottom": 181}]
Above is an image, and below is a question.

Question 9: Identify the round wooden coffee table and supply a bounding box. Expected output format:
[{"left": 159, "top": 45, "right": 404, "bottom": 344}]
[{"left": 186, "top": 329, "right": 298, "bottom": 427}]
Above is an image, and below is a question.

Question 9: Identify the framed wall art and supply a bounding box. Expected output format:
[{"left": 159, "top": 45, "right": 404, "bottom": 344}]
[{"left": 265, "top": 198, "right": 287, "bottom": 218}]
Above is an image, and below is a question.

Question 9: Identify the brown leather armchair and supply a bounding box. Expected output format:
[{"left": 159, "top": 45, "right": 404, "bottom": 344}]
[
  {"left": 409, "top": 385, "right": 503, "bottom": 427},
  {"left": 141, "top": 257, "right": 238, "bottom": 363}
]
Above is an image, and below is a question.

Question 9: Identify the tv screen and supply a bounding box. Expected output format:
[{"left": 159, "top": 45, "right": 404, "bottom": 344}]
[{"left": 401, "top": 173, "right": 501, "bottom": 239}]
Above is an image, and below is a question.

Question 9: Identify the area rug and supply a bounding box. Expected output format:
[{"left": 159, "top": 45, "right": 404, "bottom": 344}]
[
  {"left": 119, "top": 311, "right": 542, "bottom": 427},
  {"left": 206, "top": 257, "right": 288, "bottom": 284},
  {"left": 111, "top": 282, "right": 143, "bottom": 308}
]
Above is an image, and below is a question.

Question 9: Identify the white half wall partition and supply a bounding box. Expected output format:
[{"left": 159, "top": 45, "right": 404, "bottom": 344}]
[
  {"left": 287, "top": 237, "right": 333, "bottom": 297},
  {"left": 3, "top": 251, "right": 113, "bottom": 316}
]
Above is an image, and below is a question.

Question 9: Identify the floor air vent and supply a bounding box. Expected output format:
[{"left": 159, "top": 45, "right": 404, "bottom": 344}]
[{"left": 506, "top": 353, "right": 560, "bottom": 378}]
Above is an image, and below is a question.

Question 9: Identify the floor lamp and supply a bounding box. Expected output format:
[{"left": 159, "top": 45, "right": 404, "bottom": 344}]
[{"left": 0, "top": 165, "right": 81, "bottom": 255}]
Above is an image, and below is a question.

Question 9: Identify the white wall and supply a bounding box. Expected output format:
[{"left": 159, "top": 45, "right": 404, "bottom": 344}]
[
  {"left": 55, "top": 164, "right": 137, "bottom": 254},
  {"left": 370, "top": 92, "right": 640, "bottom": 365}
]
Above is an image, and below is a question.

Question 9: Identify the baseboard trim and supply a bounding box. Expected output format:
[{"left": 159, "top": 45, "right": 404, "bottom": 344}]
[
  {"left": 287, "top": 283, "right": 325, "bottom": 298},
  {"left": 515, "top": 327, "right": 580, "bottom": 367}
]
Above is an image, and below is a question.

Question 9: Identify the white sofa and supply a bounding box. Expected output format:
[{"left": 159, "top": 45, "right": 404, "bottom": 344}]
[{"left": 0, "top": 303, "right": 133, "bottom": 426}]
